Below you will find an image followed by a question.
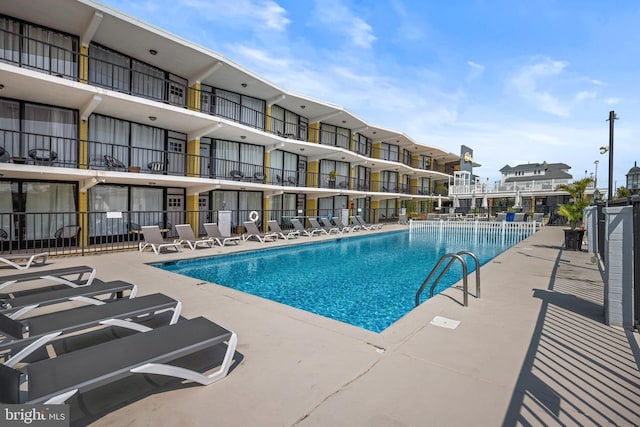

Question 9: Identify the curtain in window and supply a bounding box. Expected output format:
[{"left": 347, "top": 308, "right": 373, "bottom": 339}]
[
  {"left": 320, "top": 124, "right": 335, "bottom": 146},
  {"left": 25, "top": 182, "right": 76, "bottom": 240},
  {"left": 283, "top": 152, "right": 298, "bottom": 184},
  {"left": 337, "top": 127, "right": 350, "bottom": 149},
  {"left": 22, "top": 24, "right": 76, "bottom": 78},
  {"left": 131, "top": 123, "right": 164, "bottom": 169},
  {"left": 215, "top": 90, "right": 241, "bottom": 121},
  {"left": 131, "top": 187, "right": 163, "bottom": 227},
  {"left": 239, "top": 192, "right": 261, "bottom": 224},
  {"left": 89, "top": 115, "right": 130, "bottom": 167},
  {"left": 240, "top": 144, "right": 263, "bottom": 168},
  {"left": 269, "top": 150, "right": 283, "bottom": 183},
  {"left": 284, "top": 110, "right": 298, "bottom": 136},
  {"left": 0, "top": 17, "right": 20, "bottom": 63},
  {"left": 270, "top": 105, "right": 285, "bottom": 135},
  {"left": 241, "top": 96, "right": 264, "bottom": 129},
  {"left": 23, "top": 104, "right": 77, "bottom": 164},
  {"left": 214, "top": 140, "right": 239, "bottom": 177},
  {"left": 335, "top": 161, "right": 349, "bottom": 185},
  {"left": 132, "top": 60, "right": 165, "bottom": 101},
  {"left": 318, "top": 197, "right": 333, "bottom": 217},
  {"left": 269, "top": 194, "right": 282, "bottom": 221},
  {"left": 200, "top": 138, "right": 212, "bottom": 178},
  {"left": 89, "top": 185, "right": 128, "bottom": 236},
  {"left": 0, "top": 182, "right": 13, "bottom": 241},
  {"left": 89, "top": 44, "right": 130, "bottom": 91},
  {"left": 0, "top": 99, "right": 20, "bottom": 158}
]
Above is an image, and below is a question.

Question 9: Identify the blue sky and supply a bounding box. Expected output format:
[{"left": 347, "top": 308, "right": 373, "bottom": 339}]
[{"left": 100, "top": 0, "right": 639, "bottom": 191}]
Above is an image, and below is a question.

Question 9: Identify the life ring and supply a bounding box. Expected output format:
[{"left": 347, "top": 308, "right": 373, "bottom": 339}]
[{"left": 249, "top": 210, "right": 259, "bottom": 222}]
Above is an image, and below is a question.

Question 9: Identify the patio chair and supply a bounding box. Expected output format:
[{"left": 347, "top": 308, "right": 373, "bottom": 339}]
[
  {"left": 28, "top": 148, "right": 57, "bottom": 166},
  {"left": 267, "top": 220, "right": 300, "bottom": 240},
  {"left": 1, "top": 293, "right": 182, "bottom": 366},
  {"left": 290, "top": 218, "right": 323, "bottom": 237},
  {"left": 0, "top": 252, "right": 49, "bottom": 270},
  {"left": 307, "top": 218, "right": 330, "bottom": 235},
  {"left": 203, "top": 223, "right": 240, "bottom": 246},
  {"left": 356, "top": 215, "right": 383, "bottom": 230},
  {"left": 0, "top": 316, "right": 237, "bottom": 404},
  {"left": 139, "top": 226, "right": 181, "bottom": 254},
  {"left": 242, "top": 221, "right": 278, "bottom": 243},
  {"left": 0, "top": 265, "right": 97, "bottom": 291},
  {"left": 317, "top": 218, "right": 342, "bottom": 235},
  {"left": 175, "top": 224, "right": 215, "bottom": 250},
  {"left": 1, "top": 279, "right": 137, "bottom": 317},
  {"left": 332, "top": 217, "right": 352, "bottom": 233},
  {"left": 54, "top": 225, "right": 80, "bottom": 241},
  {"left": 104, "top": 155, "right": 126, "bottom": 171}
]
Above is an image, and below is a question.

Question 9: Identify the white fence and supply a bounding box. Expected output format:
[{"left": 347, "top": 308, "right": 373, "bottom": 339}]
[{"left": 409, "top": 219, "right": 539, "bottom": 245}]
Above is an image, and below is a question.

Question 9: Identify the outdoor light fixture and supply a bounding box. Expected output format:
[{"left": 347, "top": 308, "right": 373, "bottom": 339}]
[
  {"left": 241, "top": 83, "right": 247, "bottom": 88},
  {"left": 300, "top": 105, "right": 306, "bottom": 109},
  {"left": 600, "top": 146, "right": 609, "bottom": 154},
  {"left": 148, "top": 116, "right": 157, "bottom": 121},
  {"left": 0, "top": 84, "right": 4, "bottom": 90},
  {"left": 149, "top": 49, "right": 157, "bottom": 55}
]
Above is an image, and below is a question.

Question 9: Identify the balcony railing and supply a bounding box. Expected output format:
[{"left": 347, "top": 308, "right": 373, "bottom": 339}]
[{"left": 449, "top": 179, "right": 594, "bottom": 196}]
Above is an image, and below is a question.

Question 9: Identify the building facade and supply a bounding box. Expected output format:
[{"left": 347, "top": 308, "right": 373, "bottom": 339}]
[{"left": 0, "top": 0, "right": 460, "bottom": 252}]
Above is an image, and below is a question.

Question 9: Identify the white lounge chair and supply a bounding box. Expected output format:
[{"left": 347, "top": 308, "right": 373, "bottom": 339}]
[
  {"left": 0, "top": 252, "right": 49, "bottom": 270},
  {"left": 267, "top": 220, "right": 299, "bottom": 240},
  {"left": 290, "top": 218, "right": 323, "bottom": 237},
  {"left": 175, "top": 224, "right": 214, "bottom": 250},
  {"left": 242, "top": 221, "right": 278, "bottom": 243},
  {"left": 139, "top": 226, "right": 181, "bottom": 254},
  {"left": 203, "top": 223, "right": 240, "bottom": 246}
]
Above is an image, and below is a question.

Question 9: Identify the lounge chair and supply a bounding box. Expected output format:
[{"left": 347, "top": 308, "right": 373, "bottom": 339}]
[
  {"left": 350, "top": 216, "right": 372, "bottom": 231},
  {"left": 531, "top": 212, "right": 545, "bottom": 225},
  {"left": 307, "top": 218, "right": 330, "bottom": 235},
  {"left": 398, "top": 213, "right": 409, "bottom": 225},
  {"left": 1, "top": 280, "right": 137, "bottom": 317},
  {"left": 203, "top": 223, "right": 240, "bottom": 246},
  {"left": 290, "top": 218, "right": 323, "bottom": 237},
  {"left": 0, "top": 265, "right": 97, "bottom": 291},
  {"left": 139, "top": 226, "right": 181, "bottom": 254},
  {"left": 0, "top": 252, "right": 48, "bottom": 270},
  {"left": 332, "top": 217, "right": 352, "bottom": 233},
  {"left": 267, "top": 220, "right": 299, "bottom": 240},
  {"left": 1, "top": 293, "right": 182, "bottom": 366},
  {"left": 242, "top": 221, "right": 278, "bottom": 243},
  {"left": 496, "top": 212, "right": 507, "bottom": 222},
  {"left": 0, "top": 316, "right": 237, "bottom": 404},
  {"left": 318, "top": 218, "right": 341, "bottom": 234},
  {"left": 355, "top": 215, "right": 383, "bottom": 230},
  {"left": 175, "top": 224, "right": 215, "bottom": 250},
  {"left": 426, "top": 213, "right": 439, "bottom": 221}
]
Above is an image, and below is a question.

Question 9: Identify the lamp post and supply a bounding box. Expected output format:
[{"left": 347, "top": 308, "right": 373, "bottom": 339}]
[
  {"left": 605, "top": 110, "right": 618, "bottom": 202},
  {"left": 594, "top": 160, "right": 599, "bottom": 187}
]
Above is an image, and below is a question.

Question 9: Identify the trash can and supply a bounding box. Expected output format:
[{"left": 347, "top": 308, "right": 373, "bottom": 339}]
[{"left": 506, "top": 212, "right": 515, "bottom": 222}]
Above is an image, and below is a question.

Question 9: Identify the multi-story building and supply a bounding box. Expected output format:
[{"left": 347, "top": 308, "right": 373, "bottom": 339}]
[{"left": 0, "top": 0, "right": 460, "bottom": 253}]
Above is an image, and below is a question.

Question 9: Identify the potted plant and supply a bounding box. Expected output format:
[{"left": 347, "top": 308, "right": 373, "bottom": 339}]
[
  {"left": 328, "top": 170, "right": 337, "bottom": 188},
  {"left": 555, "top": 177, "right": 594, "bottom": 251}
]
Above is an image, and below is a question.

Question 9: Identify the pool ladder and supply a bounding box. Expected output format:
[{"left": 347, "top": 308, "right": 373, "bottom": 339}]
[{"left": 415, "top": 251, "right": 480, "bottom": 307}]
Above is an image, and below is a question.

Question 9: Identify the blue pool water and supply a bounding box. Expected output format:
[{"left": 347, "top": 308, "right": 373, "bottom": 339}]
[{"left": 154, "top": 230, "right": 523, "bottom": 332}]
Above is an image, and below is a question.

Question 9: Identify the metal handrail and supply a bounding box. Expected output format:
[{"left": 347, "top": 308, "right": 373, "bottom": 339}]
[{"left": 415, "top": 251, "right": 480, "bottom": 307}]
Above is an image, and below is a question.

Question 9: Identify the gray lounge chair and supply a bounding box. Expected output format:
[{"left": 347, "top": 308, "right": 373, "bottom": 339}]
[
  {"left": 0, "top": 316, "right": 237, "bottom": 404},
  {"left": 267, "top": 220, "right": 299, "bottom": 240},
  {"left": 242, "top": 221, "right": 278, "bottom": 243},
  {"left": 175, "top": 224, "right": 214, "bottom": 250},
  {"left": 332, "top": 217, "right": 352, "bottom": 233},
  {"left": 290, "top": 218, "right": 323, "bottom": 237},
  {"left": 398, "top": 213, "right": 409, "bottom": 225},
  {"left": 355, "top": 215, "right": 383, "bottom": 230},
  {"left": 1, "top": 293, "right": 182, "bottom": 367},
  {"left": 0, "top": 265, "right": 97, "bottom": 291},
  {"left": 203, "top": 223, "right": 240, "bottom": 246},
  {"left": 139, "top": 226, "right": 181, "bottom": 254},
  {"left": 496, "top": 212, "right": 507, "bottom": 222},
  {"left": 1, "top": 280, "right": 137, "bottom": 317},
  {"left": 307, "top": 218, "right": 330, "bottom": 235},
  {"left": 0, "top": 252, "right": 48, "bottom": 270},
  {"left": 319, "top": 218, "right": 342, "bottom": 234}
]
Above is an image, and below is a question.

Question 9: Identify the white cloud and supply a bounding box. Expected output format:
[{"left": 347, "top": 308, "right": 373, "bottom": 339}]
[
  {"left": 604, "top": 97, "right": 620, "bottom": 104},
  {"left": 466, "top": 61, "right": 485, "bottom": 81},
  {"left": 179, "top": 0, "right": 290, "bottom": 32},
  {"left": 312, "top": 0, "right": 376, "bottom": 48}
]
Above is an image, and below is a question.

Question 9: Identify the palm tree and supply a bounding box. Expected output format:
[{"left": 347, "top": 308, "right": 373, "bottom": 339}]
[{"left": 555, "top": 177, "right": 594, "bottom": 230}]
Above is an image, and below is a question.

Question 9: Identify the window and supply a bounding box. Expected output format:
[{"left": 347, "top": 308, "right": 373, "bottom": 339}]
[{"left": 380, "top": 143, "right": 399, "bottom": 162}]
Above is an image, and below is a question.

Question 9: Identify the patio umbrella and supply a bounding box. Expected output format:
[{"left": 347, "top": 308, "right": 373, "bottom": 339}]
[{"left": 481, "top": 193, "right": 488, "bottom": 209}]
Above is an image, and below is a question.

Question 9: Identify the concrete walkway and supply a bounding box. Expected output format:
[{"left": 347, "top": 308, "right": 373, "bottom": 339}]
[{"left": 3, "top": 226, "right": 639, "bottom": 426}]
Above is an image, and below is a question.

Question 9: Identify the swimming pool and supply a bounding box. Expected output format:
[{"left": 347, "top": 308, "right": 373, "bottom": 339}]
[{"left": 154, "top": 230, "right": 526, "bottom": 332}]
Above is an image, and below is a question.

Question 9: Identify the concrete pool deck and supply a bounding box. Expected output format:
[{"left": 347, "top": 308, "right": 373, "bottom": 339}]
[{"left": 3, "top": 225, "right": 640, "bottom": 426}]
